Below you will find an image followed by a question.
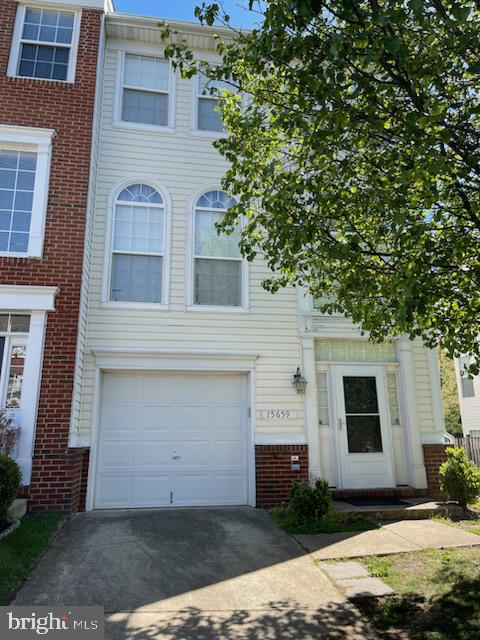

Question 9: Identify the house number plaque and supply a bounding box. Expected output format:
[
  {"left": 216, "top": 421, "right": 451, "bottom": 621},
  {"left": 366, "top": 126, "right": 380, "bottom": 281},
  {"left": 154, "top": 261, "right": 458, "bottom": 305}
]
[{"left": 260, "top": 410, "right": 298, "bottom": 420}]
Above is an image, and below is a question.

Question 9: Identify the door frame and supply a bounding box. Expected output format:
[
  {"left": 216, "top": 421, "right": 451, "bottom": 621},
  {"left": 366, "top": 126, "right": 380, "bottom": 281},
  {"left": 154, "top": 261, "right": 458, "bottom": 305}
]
[
  {"left": 85, "top": 349, "right": 259, "bottom": 511},
  {"left": 332, "top": 364, "right": 395, "bottom": 489}
]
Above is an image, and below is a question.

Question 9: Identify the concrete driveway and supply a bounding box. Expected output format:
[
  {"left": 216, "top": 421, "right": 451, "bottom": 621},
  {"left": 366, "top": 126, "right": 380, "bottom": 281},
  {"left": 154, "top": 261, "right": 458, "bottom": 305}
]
[{"left": 14, "top": 508, "right": 376, "bottom": 639}]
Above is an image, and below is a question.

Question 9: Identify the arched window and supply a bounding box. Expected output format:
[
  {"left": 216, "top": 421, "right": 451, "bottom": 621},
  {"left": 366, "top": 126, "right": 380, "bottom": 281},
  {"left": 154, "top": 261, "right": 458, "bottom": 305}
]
[
  {"left": 193, "top": 189, "right": 243, "bottom": 307},
  {"left": 110, "top": 183, "right": 165, "bottom": 303}
]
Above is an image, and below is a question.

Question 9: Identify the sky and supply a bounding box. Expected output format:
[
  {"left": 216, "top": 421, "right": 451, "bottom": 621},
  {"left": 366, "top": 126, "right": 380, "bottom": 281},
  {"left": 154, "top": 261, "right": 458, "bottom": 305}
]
[{"left": 114, "top": 1, "right": 263, "bottom": 28}]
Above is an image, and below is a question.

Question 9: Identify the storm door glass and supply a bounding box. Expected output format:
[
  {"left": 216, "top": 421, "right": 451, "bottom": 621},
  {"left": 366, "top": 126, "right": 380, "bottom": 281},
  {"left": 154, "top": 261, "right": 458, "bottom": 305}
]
[{"left": 342, "top": 376, "right": 383, "bottom": 453}]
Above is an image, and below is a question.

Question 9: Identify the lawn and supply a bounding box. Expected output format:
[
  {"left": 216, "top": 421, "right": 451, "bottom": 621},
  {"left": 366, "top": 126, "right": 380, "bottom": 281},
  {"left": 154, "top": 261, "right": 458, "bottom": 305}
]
[
  {"left": 356, "top": 547, "right": 480, "bottom": 639},
  {"left": 269, "top": 506, "right": 377, "bottom": 534},
  {"left": 0, "top": 514, "right": 65, "bottom": 605}
]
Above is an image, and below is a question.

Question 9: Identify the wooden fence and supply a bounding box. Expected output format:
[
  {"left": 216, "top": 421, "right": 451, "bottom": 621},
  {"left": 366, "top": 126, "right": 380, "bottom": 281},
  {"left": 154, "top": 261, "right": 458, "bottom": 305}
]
[{"left": 454, "top": 436, "right": 480, "bottom": 468}]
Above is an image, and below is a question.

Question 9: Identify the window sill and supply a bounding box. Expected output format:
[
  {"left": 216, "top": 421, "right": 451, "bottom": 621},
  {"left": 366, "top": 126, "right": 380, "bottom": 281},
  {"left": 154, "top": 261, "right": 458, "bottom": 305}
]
[
  {"left": 7, "top": 74, "right": 74, "bottom": 85},
  {"left": 186, "top": 304, "right": 249, "bottom": 314},
  {"left": 190, "top": 129, "right": 227, "bottom": 139},
  {"left": 0, "top": 251, "right": 38, "bottom": 259},
  {"left": 112, "top": 121, "right": 176, "bottom": 135},
  {"left": 101, "top": 301, "right": 170, "bottom": 311}
]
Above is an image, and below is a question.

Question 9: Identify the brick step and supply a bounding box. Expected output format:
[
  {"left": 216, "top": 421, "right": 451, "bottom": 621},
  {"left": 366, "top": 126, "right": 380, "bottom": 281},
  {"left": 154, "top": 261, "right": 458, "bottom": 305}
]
[{"left": 330, "top": 486, "right": 427, "bottom": 500}]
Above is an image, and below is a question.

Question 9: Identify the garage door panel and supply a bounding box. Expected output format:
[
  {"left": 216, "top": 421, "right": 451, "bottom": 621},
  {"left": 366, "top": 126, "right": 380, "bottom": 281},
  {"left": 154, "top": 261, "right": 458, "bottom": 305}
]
[
  {"left": 142, "top": 375, "right": 175, "bottom": 402},
  {"left": 212, "top": 474, "right": 247, "bottom": 502},
  {"left": 178, "top": 376, "right": 212, "bottom": 399},
  {"left": 212, "top": 440, "right": 247, "bottom": 466},
  {"left": 136, "top": 440, "right": 175, "bottom": 466},
  {"left": 173, "top": 474, "right": 211, "bottom": 504},
  {"left": 96, "top": 476, "right": 133, "bottom": 507},
  {"left": 101, "top": 405, "right": 139, "bottom": 432},
  {"left": 212, "top": 376, "right": 245, "bottom": 402},
  {"left": 134, "top": 475, "right": 171, "bottom": 505},
  {"left": 103, "top": 374, "right": 141, "bottom": 400},
  {"left": 214, "top": 406, "right": 245, "bottom": 431},
  {"left": 98, "top": 440, "right": 135, "bottom": 467},
  {"left": 140, "top": 406, "right": 176, "bottom": 431},
  {"left": 177, "top": 406, "right": 214, "bottom": 430},
  {"left": 175, "top": 440, "right": 210, "bottom": 465},
  {"left": 95, "top": 372, "right": 249, "bottom": 509}
]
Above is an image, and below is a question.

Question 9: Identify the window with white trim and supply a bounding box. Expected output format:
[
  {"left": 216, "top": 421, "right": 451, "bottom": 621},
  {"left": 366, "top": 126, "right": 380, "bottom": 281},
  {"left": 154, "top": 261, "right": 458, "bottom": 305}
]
[
  {"left": 0, "top": 126, "right": 54, "bottom": 258},
  {"left": 0, "top": 314, "right": 30, "bottom": 411},
  {"left": 120, "top": 53, "right": 171, "bottom": 127},
  {"left": 9, "top": 5, "right": 80, "bottom": 83},
  {"left": 196, "top": 73, "right": 231, "bottom": 132},
  {"left": 459, "top": 355, "right": 475, "bottom": 398},
  {"left": 110, "top": 184, "right": 166, "bottom": 304},
  {"left": 193, "top": 190, "right": 243, "bottom": 307}
]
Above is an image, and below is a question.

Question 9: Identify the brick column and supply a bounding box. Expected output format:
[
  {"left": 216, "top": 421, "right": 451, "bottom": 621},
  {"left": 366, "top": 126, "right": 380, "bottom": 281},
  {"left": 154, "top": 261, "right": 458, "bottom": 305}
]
[
  {"left": 255, "top": 444, "right": 308, "bottom": 507},
  {"left": 423, "top": 444, "right": 449, "bottom": 499}
]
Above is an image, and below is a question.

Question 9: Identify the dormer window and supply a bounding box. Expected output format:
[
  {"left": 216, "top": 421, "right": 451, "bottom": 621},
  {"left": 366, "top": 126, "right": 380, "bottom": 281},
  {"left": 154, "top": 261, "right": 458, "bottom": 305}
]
[{"left": 8, "top": 5, "right": 81, "bottom": 83}]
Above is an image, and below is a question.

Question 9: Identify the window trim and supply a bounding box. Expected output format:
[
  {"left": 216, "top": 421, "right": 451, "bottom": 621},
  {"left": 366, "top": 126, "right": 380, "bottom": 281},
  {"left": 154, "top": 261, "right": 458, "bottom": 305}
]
[
  {"left": 0, "top": 124, "right": 55, "bottom": 258},
  {"left": 7, "top": 3, "right": 82, "bottom": 84},
  {"left": 102, "top": 177, "right": 172, "bottom": 310},
  {"left": 187, "top": 184, "right": 249, "bottom": 313},
  {"left": 114, "top": 50, "right": 176, "bottom": 133}
]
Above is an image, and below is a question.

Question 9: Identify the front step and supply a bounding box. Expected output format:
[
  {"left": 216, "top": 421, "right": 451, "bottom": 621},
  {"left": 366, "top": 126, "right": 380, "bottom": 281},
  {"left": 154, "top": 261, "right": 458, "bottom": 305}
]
[
  {"left": 330, "top": 486, "right": 427, "bottom": 500},
  {"left": 332, "top": 497, "right": 463, "bottom": 521}
]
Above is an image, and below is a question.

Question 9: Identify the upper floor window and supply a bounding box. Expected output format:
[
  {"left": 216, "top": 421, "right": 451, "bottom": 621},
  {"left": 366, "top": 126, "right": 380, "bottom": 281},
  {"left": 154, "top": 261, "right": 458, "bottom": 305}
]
[
  {"left": 8, "top": 5, "right": 80, "bottom": 83},
  {"left": 120, "top": 53, "right": 171, "bottom": 128},
  {"left": 196, "top": 73, "right": 230, "bottom": 132},
  {"left": 0, "top": 150, "right": 36, "bottom": 254},
  {"left": 110, "top": 183, "right": 166, "bottom": 304},
  {"left": 193, "top": 189, "right": 244, "bottom": 308},
  {"left": 0, "top": 125, "right": 54, "bottom": 258},
  {"left": 459, "top": 355, "right": 475, "bottom": 398}
]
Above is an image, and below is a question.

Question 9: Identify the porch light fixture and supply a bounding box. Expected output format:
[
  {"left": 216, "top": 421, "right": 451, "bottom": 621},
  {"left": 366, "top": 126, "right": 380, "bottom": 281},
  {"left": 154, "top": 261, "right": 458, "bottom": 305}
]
[{"left": 292, "top": 367, "right": 307, "bottom": 394}]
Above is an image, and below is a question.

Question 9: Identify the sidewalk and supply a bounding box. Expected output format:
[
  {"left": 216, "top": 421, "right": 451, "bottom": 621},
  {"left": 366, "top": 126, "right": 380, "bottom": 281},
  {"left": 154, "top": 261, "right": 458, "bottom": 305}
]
[{"left": 294, "top": 519, "right": 480, "bottom": 560}]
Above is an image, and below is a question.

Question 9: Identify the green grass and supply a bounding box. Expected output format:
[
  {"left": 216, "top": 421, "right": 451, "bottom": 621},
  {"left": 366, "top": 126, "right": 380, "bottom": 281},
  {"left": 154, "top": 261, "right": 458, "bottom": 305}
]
[
  {"left": 356, "top": 548, "right": 480, "bottom": 639},
  {"left": 0, "top": 514, "right": 65, "bottom": 605},
  {"left": 432, "top": 513, "right": 480, "bottom": 536},
  {"left": 269, "top": 507, "right": 377, "bottom": 534}
]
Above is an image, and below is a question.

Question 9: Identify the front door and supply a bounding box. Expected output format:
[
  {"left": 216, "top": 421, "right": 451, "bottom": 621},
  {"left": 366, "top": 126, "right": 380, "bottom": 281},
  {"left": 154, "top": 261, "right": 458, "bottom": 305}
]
[{"left": 333, "top": 365, "right": 395, "bottom": 489}]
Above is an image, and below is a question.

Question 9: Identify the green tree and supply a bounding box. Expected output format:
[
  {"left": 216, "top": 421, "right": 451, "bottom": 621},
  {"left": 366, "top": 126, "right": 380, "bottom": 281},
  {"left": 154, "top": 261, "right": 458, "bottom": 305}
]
[
  {"left": 439, "top": 350, "right": 462, "bottom": 436},
  {"left": 163, "top": 1, "right": 480, "bottom": 365}
]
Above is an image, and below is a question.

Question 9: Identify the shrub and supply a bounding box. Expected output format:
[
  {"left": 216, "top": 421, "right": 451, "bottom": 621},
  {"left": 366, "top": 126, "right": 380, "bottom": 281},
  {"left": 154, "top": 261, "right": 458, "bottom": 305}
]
[
  {"left": 439, "top": 447, "right": 480, "bottom": 510},
  {"left": 288, "top": 479, "right": 331, "bottom": 522},
  {"left": 0, "top": 411, "right": 21, "bottom": 457},
  {"left": 0, "top": 453, "right": 22, "bottom": 524}
]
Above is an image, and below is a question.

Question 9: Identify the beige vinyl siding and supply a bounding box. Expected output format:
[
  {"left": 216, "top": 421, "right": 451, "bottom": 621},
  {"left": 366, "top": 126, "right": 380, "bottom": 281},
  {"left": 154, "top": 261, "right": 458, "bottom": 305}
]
[
  {"left": 75, "top": 44, "right": 304, "bottom": 440},
  {"left": 70, "top": 18, "right": 107, "bottom": 437}
]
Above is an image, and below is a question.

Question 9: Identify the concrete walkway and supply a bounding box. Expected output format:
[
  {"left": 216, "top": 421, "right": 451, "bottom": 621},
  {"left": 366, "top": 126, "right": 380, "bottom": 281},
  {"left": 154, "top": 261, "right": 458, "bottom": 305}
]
[
  {"left": 13, "top": 508, "right": 378, "bottom": 639},
  {"left": 294, "top": 519, "right": 480, "bottom": 560}
]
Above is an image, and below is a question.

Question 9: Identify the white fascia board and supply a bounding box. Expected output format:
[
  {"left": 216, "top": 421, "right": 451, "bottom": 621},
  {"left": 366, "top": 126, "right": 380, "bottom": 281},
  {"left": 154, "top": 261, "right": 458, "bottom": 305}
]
[
  {"left": 0, "top": 285, "right": 59, "bottom": 311},
  {"left": 22, "top": 0, "right": 114, "bottom": 10}
]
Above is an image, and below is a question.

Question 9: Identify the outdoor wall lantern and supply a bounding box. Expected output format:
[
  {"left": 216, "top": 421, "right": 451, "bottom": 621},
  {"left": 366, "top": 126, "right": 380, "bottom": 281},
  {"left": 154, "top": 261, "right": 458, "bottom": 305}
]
[{"left": 292, "top": 367, "right": 307, "bottom": 394}]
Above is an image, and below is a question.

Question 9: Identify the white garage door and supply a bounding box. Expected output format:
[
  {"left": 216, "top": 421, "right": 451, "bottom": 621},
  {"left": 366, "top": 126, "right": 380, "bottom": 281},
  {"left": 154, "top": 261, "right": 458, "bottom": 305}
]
[{"left": 94, "top": 372, "right": 249, "bottom": 509}]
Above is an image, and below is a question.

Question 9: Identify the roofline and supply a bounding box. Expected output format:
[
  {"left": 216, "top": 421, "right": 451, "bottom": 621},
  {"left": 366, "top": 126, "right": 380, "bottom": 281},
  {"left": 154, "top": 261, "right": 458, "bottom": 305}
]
[{"left": 106, "top": 11, "right": 244, "bottom": 38}]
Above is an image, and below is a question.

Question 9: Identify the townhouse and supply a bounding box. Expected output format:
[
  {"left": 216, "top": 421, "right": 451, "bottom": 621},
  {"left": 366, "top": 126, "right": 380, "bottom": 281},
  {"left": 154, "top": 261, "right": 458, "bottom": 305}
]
[
  {"left": 2, "top": 3, "right": 451, "bottom": 512},
  {"left": 68, "top": 11, "right": 449, "bottom": 510},
  {"left": 0, "top": 0, "right": 110, "bottom": 510}
]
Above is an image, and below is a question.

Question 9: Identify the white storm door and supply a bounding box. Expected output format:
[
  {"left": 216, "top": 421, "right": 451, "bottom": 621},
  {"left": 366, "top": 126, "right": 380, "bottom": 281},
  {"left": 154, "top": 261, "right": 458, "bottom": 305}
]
[{"left": 333, "top": 365, "right": 395, "bottom": 489}]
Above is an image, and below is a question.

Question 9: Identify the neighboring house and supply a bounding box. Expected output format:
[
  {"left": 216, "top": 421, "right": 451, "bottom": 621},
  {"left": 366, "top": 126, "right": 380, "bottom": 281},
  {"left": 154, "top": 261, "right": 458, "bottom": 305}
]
[
  {"left": 455, "top": 356, "right": 480, "bottom": 436},
  {"left": 63, "top": 9, "right": 450, "bottom": 511},
  {"left": 0, "top": 0, "right": 110, "bottom": 510}
]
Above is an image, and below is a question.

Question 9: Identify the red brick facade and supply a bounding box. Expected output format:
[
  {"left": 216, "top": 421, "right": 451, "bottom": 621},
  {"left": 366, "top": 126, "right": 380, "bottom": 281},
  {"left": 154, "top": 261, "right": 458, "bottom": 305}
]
[
  {"left": 255, "top": 444, "right": 309, "bottom": 506},
  {"left": 0, "top": 1, "right": 102, "bottom": 511},
  {"left": 423, "top": 444, "right": 449, "bottom": 499}
]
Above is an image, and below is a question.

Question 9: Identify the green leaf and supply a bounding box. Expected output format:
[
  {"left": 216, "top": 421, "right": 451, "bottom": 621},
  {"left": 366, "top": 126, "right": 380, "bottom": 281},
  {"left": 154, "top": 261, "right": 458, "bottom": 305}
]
[{"left": 383, "top": 36, "right": 401, "bottom": 54}]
